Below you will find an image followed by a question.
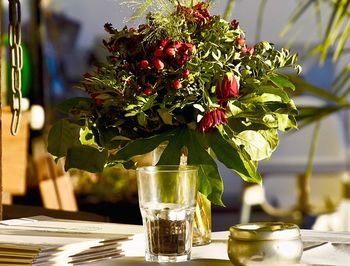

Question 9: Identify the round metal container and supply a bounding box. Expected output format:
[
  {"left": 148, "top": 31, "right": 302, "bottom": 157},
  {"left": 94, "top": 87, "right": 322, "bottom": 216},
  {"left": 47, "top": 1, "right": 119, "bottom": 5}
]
[{"left": 228, "top": 222, "right": 303, "bottom": 266}]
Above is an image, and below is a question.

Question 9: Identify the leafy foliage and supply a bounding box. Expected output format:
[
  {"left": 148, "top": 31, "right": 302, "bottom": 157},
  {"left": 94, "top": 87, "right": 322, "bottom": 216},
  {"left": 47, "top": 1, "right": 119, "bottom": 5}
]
[{"left": 48, "top": 1, "right": 300, "bottom": 206}]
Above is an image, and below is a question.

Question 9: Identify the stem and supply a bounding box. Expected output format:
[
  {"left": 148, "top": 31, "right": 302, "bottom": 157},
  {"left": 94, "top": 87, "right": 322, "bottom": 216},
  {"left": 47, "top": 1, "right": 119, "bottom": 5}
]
[
  {"left": 297, "top": 121, "right": 321, "bottom": 214},
  {"left": 223, "top": 0, "right": 235, "bottom": 21},
  {"left": 255, "top": 0, "right": 268, "bottom": 43}
]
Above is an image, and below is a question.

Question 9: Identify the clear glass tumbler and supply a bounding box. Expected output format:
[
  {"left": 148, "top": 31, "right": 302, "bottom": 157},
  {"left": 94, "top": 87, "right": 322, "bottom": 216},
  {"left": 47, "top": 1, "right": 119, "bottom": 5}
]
[{"left": 136, "top": 165, "right": 198, "bottom": 262}]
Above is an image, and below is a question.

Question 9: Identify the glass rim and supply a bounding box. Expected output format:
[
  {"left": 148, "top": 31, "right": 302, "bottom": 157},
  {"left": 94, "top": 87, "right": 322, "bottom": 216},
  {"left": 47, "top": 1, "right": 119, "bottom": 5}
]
[{"left": 136, "top": 165, "right": 198, "bottom": 173}]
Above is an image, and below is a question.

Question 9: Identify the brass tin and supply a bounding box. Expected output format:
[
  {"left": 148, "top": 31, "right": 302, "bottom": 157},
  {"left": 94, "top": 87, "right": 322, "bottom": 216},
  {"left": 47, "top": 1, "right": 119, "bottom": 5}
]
[{"left": 228, "top": 222, "right": 303, "bottom": 265}]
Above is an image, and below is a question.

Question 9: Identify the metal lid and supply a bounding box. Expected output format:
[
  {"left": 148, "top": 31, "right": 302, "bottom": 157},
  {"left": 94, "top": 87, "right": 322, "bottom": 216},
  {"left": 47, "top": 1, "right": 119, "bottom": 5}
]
[{"left": 229, "top": 222, "right": 301, "bottom": 241}]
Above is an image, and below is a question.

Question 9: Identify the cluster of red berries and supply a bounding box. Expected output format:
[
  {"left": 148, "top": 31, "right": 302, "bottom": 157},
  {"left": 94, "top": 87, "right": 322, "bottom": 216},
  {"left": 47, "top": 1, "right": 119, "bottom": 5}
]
[{"left": 138, "top": 38, "right": 193, "bottom": 95}]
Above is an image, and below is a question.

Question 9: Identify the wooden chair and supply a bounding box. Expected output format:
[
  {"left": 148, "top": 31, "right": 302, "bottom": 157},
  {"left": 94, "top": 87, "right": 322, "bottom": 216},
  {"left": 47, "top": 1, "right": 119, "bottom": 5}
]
[{"left": 32, "top": 138, "right": 78, "bottom": 211}]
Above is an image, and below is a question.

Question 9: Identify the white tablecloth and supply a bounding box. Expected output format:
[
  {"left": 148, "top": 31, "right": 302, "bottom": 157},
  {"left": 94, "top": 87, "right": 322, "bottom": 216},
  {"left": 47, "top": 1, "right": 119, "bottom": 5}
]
[{"left": 88, "top": 229, "right": 350, "bottom": 265}]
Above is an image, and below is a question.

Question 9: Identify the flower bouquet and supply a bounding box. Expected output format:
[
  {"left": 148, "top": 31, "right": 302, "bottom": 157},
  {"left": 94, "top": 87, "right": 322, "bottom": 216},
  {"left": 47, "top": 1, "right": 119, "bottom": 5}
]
[{"left": 48, "top": 0, "right": 301, "bottom": 207}]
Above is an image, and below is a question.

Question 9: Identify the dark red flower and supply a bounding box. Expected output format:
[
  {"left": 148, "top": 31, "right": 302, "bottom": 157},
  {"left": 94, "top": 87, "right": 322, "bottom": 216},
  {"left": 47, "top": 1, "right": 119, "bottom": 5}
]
[
  {"left": 231, "top": 19, "right": 239, "bottom": 29},
  {"left": 152, "top": 58, "right": 165, "bottom": 70},
  {"left": 177, "top": 1, "right": 212, "bottom": 27},
  {"left": 182, "top": 69, "right": 190, "bottom": 78},
  {"left": 199, "top": 109, "right": 227, "bottom": 133},
  {"left": 173, "top": 79, "right": 182, "bottom": 90},
  {"left": 139, "top": 60, "right": 149, "bottom": 70},
  {"left": 216, "top": 73, "right": 239, "bottom": 100}
]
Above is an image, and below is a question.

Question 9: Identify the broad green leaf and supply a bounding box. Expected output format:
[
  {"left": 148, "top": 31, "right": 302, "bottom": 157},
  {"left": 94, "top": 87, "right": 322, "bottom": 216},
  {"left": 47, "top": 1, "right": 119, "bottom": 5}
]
[
  {"left": 113, "top": 131, "right": 175, "bottom": 162},
  {"left": 259, "top": 129, "right": 279, "bottom": 154},
  {"left": 234, "top": 130, "right": 272, "bottom": 161},
  {"left": 254, "top": 86, "right": 290, "bottom": 102},
  {"left": 65, "top": 145, "right": 108, "bottom": 173},
  {"left": 187, "top": 130, "right": 224, "bottom": 206},
  {"left": 208, "top": 130, "right": 262, "bottom": 184},
  {"left": 156, "top": 128, "right": 224, "bottom": 206},
  {"left": 48, "top": 120, "right": 77, "bottom": 159},
  {"left": 270, "top": 75, "right": 296, "bottom": 90}
]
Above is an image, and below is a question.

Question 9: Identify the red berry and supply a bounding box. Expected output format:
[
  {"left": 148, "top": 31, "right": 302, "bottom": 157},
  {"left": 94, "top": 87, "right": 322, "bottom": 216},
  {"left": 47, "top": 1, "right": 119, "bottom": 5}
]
[
  {"left": 161, "top": 38, "right": 171, "bottom": 47},
  {"left": 165, "top": 47, "right": 176, "bottom": 57},
  {"left": 236, "top": 37, "right": 245, "bottom": 46},
  {"left": 182, "top": 69, "right": 190, "bottom": 78},
  {"left": 154, "top": 48, "right": 164, "bottom": 57},
  {"left": 153, "top": 58, "right": 165, "bottom": 70},
  {"left": 95, "top": 99, "right": 105, "bottom": 105},
  {"left": 173, "top": 79, "right": 182, "bottom": 90},
  {"left": 241, "top": 47, "right": 248, "bottom": 54},
  {"left": 144, "top": 87, "right": 153, "bottom": 96},
  {"left": 126, "top": 79, "right": 132, "bottom": 86},
  {"left": 139, "top": 60, "right": 149, "bottom": 70}
]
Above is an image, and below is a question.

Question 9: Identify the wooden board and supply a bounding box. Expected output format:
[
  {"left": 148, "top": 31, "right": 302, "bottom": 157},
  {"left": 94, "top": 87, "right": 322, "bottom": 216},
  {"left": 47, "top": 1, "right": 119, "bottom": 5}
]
[{"left": 2, "top": 107, "right": 29, "bottom": 195}]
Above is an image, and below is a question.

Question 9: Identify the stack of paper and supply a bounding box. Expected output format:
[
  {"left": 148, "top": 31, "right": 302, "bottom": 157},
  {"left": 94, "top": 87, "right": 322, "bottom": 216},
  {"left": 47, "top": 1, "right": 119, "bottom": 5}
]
[{"left": 0, "top": 216, "right": 135, "bottom": 265}]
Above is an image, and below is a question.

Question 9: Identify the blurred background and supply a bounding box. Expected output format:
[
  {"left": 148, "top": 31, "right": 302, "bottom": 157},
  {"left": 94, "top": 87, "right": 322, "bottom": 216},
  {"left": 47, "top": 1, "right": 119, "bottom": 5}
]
[{"left": 1, "top": 0, "right": 350, "bottom": 231}]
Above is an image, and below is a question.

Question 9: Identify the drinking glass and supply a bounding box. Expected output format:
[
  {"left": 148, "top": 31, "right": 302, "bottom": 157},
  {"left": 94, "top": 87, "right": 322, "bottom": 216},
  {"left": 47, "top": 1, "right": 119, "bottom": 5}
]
[{"left": 136, "top": 165, "right": 198, "bottom": 262}]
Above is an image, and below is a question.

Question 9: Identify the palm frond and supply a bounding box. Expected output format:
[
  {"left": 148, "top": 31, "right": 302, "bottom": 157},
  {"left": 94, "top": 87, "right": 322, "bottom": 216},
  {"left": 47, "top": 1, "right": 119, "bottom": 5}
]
[{"left": 223, "top": 0, "right": 235, "bottom": 21}]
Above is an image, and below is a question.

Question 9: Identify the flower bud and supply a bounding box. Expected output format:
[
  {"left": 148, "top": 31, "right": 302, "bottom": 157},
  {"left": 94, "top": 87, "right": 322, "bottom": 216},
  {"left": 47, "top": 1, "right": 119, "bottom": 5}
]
[
  {"left": 216, "top": 73, "right": 239, "bottom": 100},
  {"left": 247, "top": 47, "right": 254, "bottom": 55},
  {"left": 231, "top": 19, "right": 239, "bottom": 29},
  {"left": 236, "top": 36, "right": 245, "bottom": 46}
]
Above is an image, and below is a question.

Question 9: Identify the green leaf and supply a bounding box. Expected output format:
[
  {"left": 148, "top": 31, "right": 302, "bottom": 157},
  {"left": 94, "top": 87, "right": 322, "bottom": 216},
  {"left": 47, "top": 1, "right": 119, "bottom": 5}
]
[
  {"left": 234, "top": 130, "right": 272, "bottom": 161},
  {"left": 276, "top": 114, "right": 297, "bottom": 131},
  {"left": 79, "top": 127, "right": 100, "bottom": 149},
  {"left": 113, "top": 131, "right": 175, "bottom": 162},
  {"left": 157, "top": 108, "right": 173, "bottom": 125},
  {"left": 65, "top": 145, "right": 108, "bottom": 173},
  {"left": 56, "top": 97, "right": 95, "bottom": 114},
  {"left": 270, "top": 75, "right": 296, "bottom": 90},
  {"left": 47, "top": 120, "right": 77, "bottom": 159},
  {"left": 207, "top": 130, "right": 262, "bottom": 184},
  {"left": 156, "top": 128, "right": 224, "bottom": 206},
  {"left": 259, "top": 129, "right": 279, "bottom": 153},
  {"left": 137, "top": 112, "right": 147, "bottom": 126},
  {"left": 142, "top": 94, "right": 157, "bottom": 111},
  {"left": 254, "top": 86, "right": 290, "bottom": 102}
]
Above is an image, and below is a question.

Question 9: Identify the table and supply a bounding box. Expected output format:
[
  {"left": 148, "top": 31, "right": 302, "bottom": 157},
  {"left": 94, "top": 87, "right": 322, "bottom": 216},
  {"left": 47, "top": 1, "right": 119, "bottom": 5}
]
[
  {"left": 90, "top": 228, "right": 350, "bottom": 266},
  {"left": 2, "top": 216, "right": 350, "bottom": 265}
]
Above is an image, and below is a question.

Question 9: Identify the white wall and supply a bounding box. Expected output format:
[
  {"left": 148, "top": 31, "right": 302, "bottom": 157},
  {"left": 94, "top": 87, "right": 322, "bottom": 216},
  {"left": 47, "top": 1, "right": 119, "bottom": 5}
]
[{"left": 38, "top": 0, "right": 322, "bottom": 49}]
